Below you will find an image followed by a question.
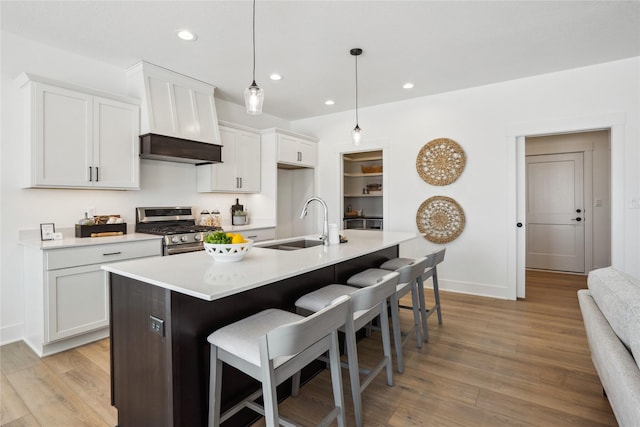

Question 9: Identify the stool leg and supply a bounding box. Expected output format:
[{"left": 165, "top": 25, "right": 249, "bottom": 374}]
[
  {"left": 291, "top": 371, "right": 301, "bottom": 397},
  {"left": 389, "top": 293, "right": 404, "bottom": 374},
  {"left": 208, "top": 346, "right": 223, "bottom": 427},
  {"left": 328, "top": 330, "right": 347, "bottom": 427},
  {"left": 417, "top": 276, "right": 429, "bottom": 342},
  {"left": 261, "top": 360, "right": 279, "bottom": 427},
  {"left": 410, "top": 283, "right": 423, "bottom": 348},
  {"left": 378, "top": 303, "right": 394, "bottom": 386},
  {"left": 345, "top": 318, "right": 364, "bottom": 427},
  {"left": 433, "top": 269, "right": 443, "bottom": 325}
]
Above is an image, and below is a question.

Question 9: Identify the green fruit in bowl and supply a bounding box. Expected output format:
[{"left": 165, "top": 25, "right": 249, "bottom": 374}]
[{"left": 205, "top": 231, "right": 231, "bottom": 244}]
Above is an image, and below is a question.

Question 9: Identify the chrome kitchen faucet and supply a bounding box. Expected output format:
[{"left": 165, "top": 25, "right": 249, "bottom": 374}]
[{"left": 300, "top": 197, "right": 330, "bottom": 246}]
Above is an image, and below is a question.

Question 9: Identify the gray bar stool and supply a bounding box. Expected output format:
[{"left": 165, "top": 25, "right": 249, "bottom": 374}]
[
  {"left": 207, "top": 295, "right": 350, "bottom": 427},
  {"left": 347, "top": 258, "right": 428, "bottom": 374},
  {"left": 294, "top": 270, "right": 400, "bottom": 427},
  {"left": 380, "top": 247, "right": 446, "bottom": 342}
]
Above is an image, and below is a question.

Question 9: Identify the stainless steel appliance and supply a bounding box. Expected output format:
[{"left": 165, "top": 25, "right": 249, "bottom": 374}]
[{"left": 135, "top": 206, "right": 223, "bottom": 255}]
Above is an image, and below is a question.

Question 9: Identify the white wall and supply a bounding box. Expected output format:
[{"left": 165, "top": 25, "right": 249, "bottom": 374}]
[
  {"left": 0, "top": 33, "right": 288, "bottom": 344},
  {"left": 292, "top": 57, "right": 640, "bottom": 299}
]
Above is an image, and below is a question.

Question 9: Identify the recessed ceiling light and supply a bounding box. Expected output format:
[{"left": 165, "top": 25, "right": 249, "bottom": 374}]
[
  {"left": 177, "top": 30, "right": 197, "bottom": 41},
  {"left": 403, "top": 82, "right": 414, "bottom": 89},
  {"left": 325, "top": 100, "right": 335, "bottom": 106},
  {"left": 269, "top": 73, "right": 283, "bottom": 81}
]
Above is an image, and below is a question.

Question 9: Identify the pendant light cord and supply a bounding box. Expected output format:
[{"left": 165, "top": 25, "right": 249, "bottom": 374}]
[
  {"left": 355, "top": 52, "right": 359, "bottom": 125},
  {"left": 252, "top": 0, "right": 256, "bottom": 83}
]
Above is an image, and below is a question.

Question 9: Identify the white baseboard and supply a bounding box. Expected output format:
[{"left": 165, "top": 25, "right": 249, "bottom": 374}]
[{"left": 0, "top": 323, "right": 24, "bottom": 346}]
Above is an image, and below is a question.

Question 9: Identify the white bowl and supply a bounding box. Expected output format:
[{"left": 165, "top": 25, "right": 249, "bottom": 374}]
[{"left": 203, "top": 240, "right": 253, "bottom": 262}]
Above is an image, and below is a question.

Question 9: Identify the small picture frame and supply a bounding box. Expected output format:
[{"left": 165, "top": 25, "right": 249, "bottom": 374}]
[{"left": 40, "top": 223, "right": 56, "bottom": 241}]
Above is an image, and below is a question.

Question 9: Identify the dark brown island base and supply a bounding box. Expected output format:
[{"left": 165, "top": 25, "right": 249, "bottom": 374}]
[{"left": 104, "top": 230, "right": 419, "bottom": 426}]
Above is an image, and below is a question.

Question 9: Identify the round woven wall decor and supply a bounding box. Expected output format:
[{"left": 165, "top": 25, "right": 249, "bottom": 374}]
[
  {"left": 416, "top": 138, "right": 466, "bottom": 186},
  {"left": 416, "top": 196, "right": 465, "bottom": 243}
]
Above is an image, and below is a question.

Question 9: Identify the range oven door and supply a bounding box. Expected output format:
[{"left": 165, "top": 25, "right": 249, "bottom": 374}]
[{"left": 165, "top": 242, "right": 204, "bottom": 256}]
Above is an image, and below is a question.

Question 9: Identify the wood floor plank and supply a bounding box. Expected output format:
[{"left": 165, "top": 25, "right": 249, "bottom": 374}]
[
  {"left": 4, "top": 362, "right": 108, "bottom": 426},
  {"left": 1, "top": 372, "right": 31, "bottom": 425}
]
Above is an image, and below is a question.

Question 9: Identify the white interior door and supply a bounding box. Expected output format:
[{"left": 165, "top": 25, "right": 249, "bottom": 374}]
[{"left": 526, "top": 152, "right": 585, "bottom": 273}]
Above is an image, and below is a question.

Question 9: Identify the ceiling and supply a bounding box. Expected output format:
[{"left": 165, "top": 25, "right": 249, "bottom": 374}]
[{"left": 3, "top": 1, "right": 640, "bottom": 121}]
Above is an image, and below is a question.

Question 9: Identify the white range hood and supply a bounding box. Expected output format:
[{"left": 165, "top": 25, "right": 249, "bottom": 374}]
[{"left": 127, "top": 61, "right": 222, "bottom": 164}]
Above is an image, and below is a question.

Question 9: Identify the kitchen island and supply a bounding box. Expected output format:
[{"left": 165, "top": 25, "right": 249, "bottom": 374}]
[{"left": 103, "top": 229, "right": 418, "bottom": 427}]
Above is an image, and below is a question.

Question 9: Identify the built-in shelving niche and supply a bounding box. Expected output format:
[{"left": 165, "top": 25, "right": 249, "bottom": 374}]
[{"left": 342, "top": 150, "right": 383, "bottom": 230}]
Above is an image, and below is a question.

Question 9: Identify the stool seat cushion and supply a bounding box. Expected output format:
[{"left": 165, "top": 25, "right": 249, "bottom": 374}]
[
  {"left": 295, "top": 284, "right": 358, "bottom": 313},
  {"left": 208, "top": 309, "right": 303, "bottom": 367},
  {"left": 379, "top": 258, "right": 415, "bottom": 271},
  {"left": 347, "top": 268, "right": 390, "bottom": 287}
]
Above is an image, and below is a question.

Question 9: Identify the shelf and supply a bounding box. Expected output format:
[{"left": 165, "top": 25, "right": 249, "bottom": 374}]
[
  {"left": 343, "top": 155, "right": 383, "bottom": 162},
  {"left": 344, "top": 172, "right": 383, "bottom": 177},
  {"left": 344, "top": 193, "right": 383, "bottom": 197}
]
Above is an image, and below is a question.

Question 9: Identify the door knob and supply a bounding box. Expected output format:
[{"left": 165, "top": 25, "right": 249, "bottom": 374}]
[
  {"left": 576, "top": 209, "right": 582, "bottom": 213},
  {"left": 573, "top": 217, "right": 582, "bottom": 222},
  {"left": 516, "top": 222, "right": 523, "bottom": 228}
]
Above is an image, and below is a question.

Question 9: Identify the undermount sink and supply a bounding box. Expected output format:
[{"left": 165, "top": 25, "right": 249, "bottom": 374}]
[{"left": 259, "top": 239, "right": 324, "bottom": 251}]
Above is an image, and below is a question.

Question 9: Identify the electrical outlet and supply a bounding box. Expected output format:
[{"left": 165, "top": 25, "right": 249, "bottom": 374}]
[{"left": 150, "top": 315, "right": 164, "bottom": 337}]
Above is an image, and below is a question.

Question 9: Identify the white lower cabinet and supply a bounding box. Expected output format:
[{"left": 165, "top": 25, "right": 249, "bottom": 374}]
[
  {"left": 46, "top": 265, "right": 108, "bottom": 342},
  {"left": 23, "top": 238, "right": 162, "bottom": 356}
]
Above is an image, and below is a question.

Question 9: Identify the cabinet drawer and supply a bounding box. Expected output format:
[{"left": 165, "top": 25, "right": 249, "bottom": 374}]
[
  {"left": 238, "top": 228, "right": 276, "bottom": 242},
  {"left": 46, "top": 239, "right": 162, "bottom": 270}
]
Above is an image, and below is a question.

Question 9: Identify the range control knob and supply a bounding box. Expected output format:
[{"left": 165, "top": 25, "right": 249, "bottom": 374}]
[
  {"left": 171, "top": 236, "right": 179, "bottom": 244},
  {"left": 194, "top": 234, "right": 202, "bottom": 242},
  {"left": 180, "top": 235, "right": 189, "bottom": 242}
]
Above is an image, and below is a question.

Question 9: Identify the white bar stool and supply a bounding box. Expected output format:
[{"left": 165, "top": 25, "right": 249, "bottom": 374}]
[
  {"left": 294, "top": 270, "right": 400, "bottom": 427},
  {"left": 347, "top": 258, "right": 428, "bottom": 374},
  {"left": 207, "top": 295, "right": 351, "bottom": 427},
  {"left": 380, "top": 247, "right": 446, "bottom": 342}
]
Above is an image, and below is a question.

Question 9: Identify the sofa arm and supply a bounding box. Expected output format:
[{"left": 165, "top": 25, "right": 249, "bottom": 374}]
[{"left": 578, "top": 289, "right": 640, "bottom": 426}]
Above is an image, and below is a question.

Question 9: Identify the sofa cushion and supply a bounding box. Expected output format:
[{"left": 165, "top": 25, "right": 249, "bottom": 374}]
[{"left": 588, "top": 267, "right": 640, "bottom": 369}]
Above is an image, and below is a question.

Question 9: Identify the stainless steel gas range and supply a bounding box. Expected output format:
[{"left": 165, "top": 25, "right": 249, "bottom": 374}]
[{"left": 135, "top": 206, "right": 223, "bottom": 255}]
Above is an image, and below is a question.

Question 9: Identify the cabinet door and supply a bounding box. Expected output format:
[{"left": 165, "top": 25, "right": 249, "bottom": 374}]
[
  {"left": 33, "top": 83, "right": 93, "bottom": 187},
  {"left": 277, "top": 135, "right": 300, "bottom": 164},
  {"left": 236, "top": 130, "right": 261, "bottom": 192},
  {"left": 93, "top": 97, "right": 140, "bottom": 189},
  {"left": 297, "top": 140, "right": 316, "bottom": 167},
  {"left": 211, "top": 127, "right": 240, "bottom": 191},
  {"left": 46, "top": 265, "right": 108, "bottom": 343}
]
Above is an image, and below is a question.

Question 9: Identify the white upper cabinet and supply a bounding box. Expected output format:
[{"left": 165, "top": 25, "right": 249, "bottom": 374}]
[
  {"left": 127, "top": 61, "right": 221, "bottom": 145},
  {"left": 263, "top": 129, "right": 317, "bottom": 168},
  {"left": 18, "top": 74, "right": 140, "bottom": 190},
  {"left": 197, "top": 122, "right": 261, "bottom": 193}
]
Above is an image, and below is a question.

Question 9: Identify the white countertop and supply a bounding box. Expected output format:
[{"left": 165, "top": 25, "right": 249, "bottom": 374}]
[
  {"left": 103, "top": 229, "right": 419, "bottom": 301},
  {"left": 19, "top": 228, "right": 162, "bottom": 250}
]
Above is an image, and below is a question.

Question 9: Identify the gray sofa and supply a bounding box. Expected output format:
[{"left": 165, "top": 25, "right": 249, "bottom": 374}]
[{"left": 578, "top": 267, "right": 640, "bottom": 426}]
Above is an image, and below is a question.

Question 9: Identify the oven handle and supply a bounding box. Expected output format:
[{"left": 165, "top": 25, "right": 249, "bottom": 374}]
[{"left": 165, "top": 243, "right": 204, "bottom": 255}]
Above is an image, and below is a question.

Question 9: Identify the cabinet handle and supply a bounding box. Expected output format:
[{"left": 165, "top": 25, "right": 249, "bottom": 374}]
[
  {"left": 103, "top": 251, "right": 122, "bottom": 256},
  {"left": 297, "top": 151, "right": 302, "bottom": 162},
  {"left": 96, "top": 167, "right": 99, "bottom": 182},
  {"left": 239, "top": 177, "right": 243, "bottom": 188},
  {"left": 247, "top": 235, "right": 257, "bottom": 238},
  {"left": 89, "top": 166, "right": 93, "bottom": 182}
]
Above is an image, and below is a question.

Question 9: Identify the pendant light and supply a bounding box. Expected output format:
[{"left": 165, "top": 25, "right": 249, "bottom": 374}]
[
  {"left": 350, "top": 48, "right": 363, "bottom": 145},
  {"left": 244, "top": 0, "right": 263, "bottom": 114}
]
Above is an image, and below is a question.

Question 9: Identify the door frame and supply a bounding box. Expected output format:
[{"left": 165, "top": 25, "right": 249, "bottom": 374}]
[{"left": 506, "top": 113, "right": 625, "bottom": 299}]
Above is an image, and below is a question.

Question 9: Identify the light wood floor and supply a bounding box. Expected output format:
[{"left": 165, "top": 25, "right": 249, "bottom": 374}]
[{"left": 1, "top": 271, "right": 616, "bottom": 426}]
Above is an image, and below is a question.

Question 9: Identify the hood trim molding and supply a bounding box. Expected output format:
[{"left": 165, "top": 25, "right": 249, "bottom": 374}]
[{"left": 140, "top": 133, "right": 222, "bottom": 165}]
